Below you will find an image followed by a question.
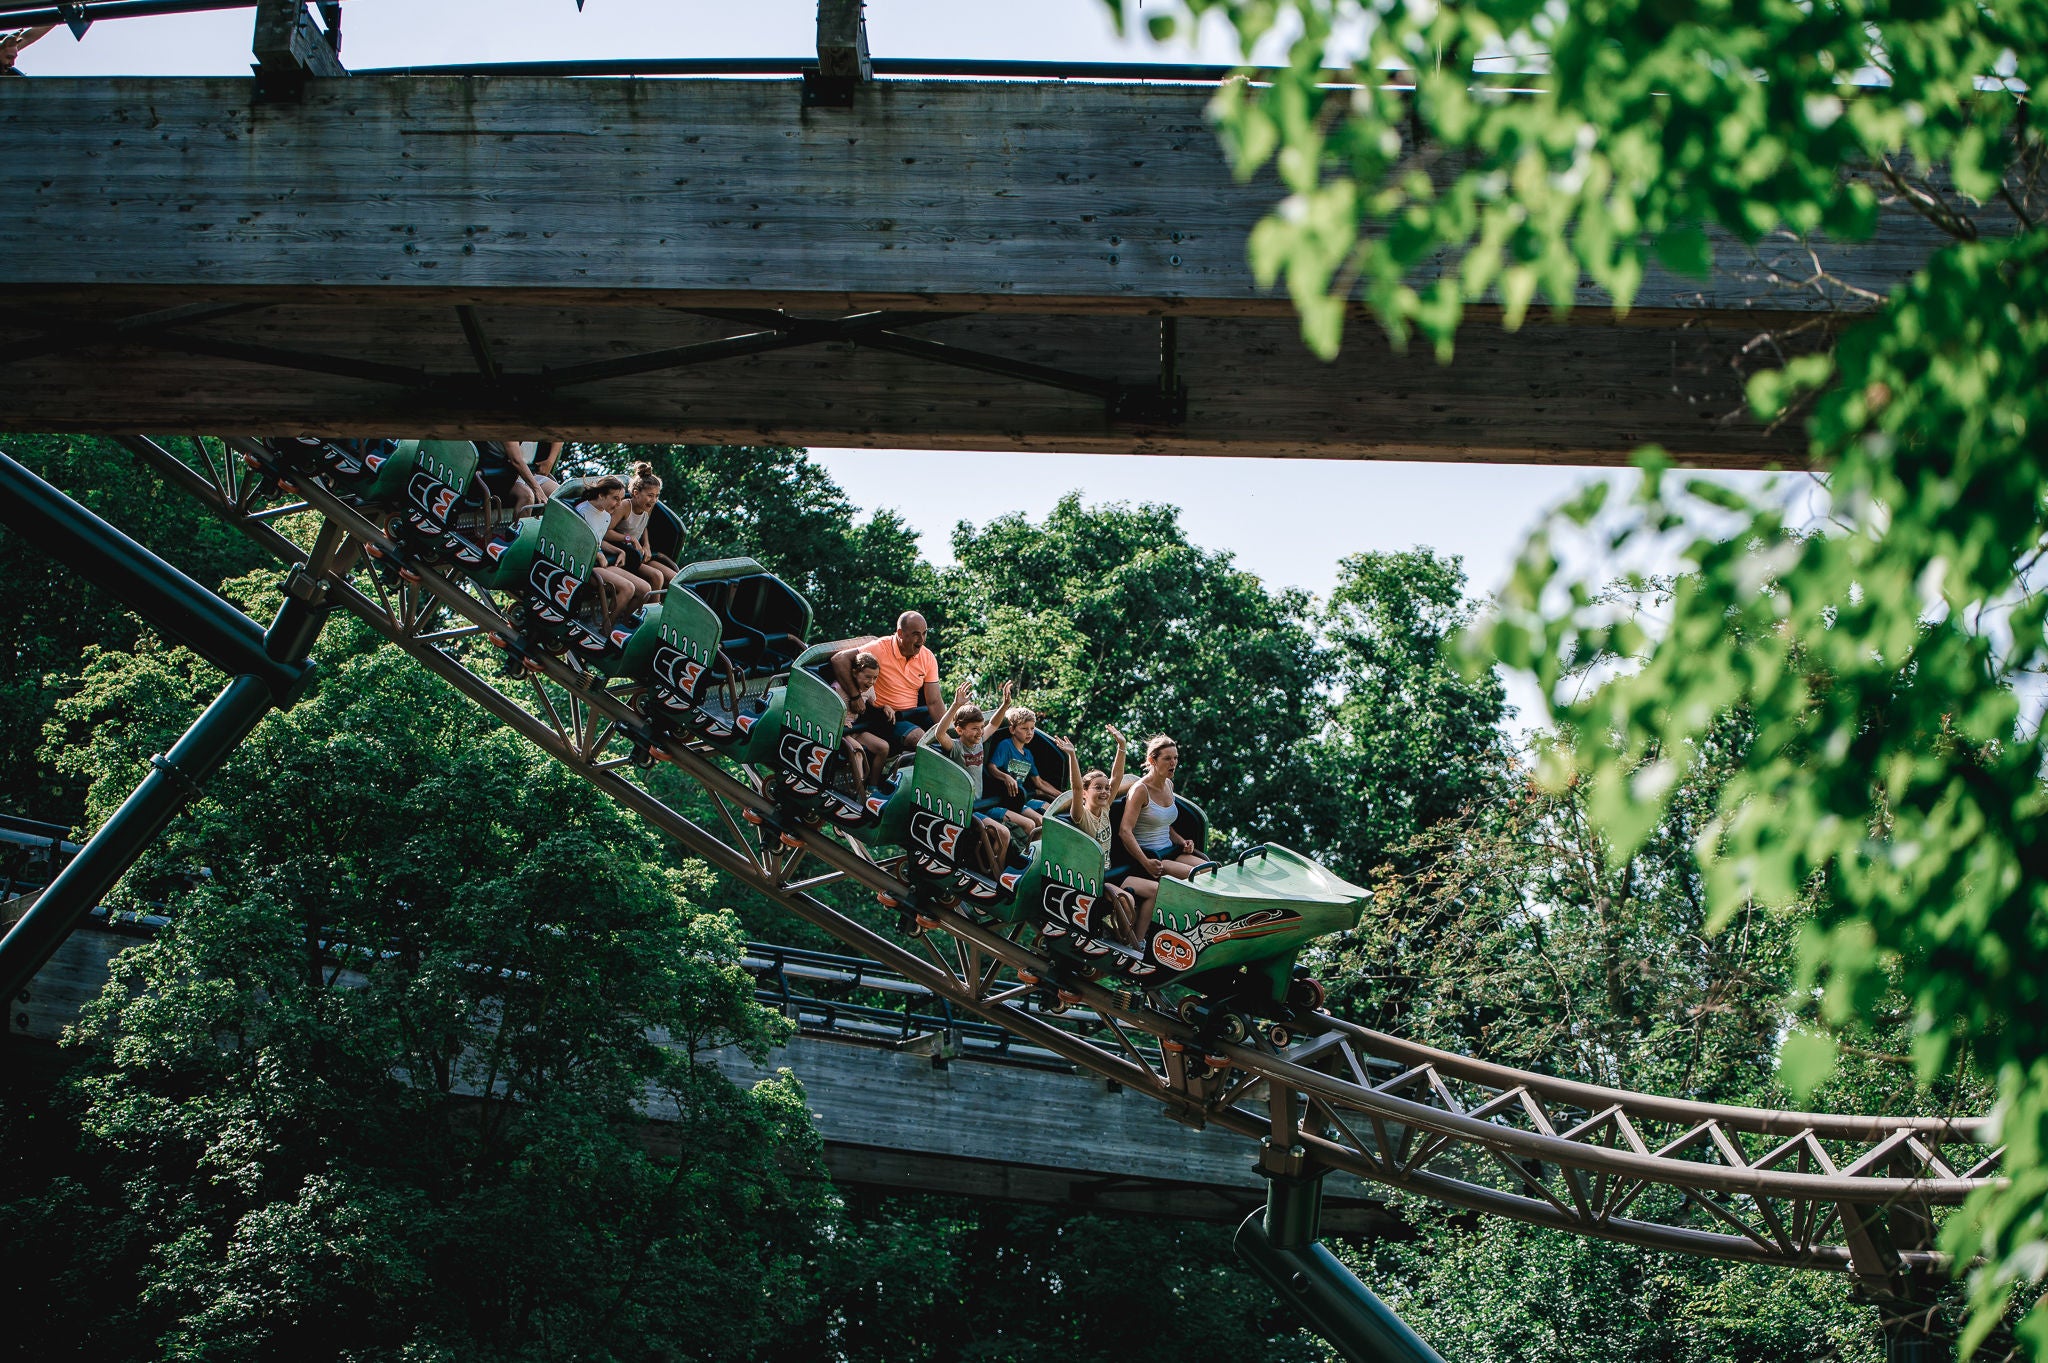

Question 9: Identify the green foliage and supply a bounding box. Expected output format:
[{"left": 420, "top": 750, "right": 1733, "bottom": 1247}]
[
  {"left": 1306, "top": 550, "right": 1508, "bottom": 879},
  {"left": 1111, "top": 0, "right": 2048, "bottom": 1344},
  {"left": 0, "top": 434, "right": 268, "bottom": 820},
  {"left": 1347, "top": 1201, "right": 1882, "bottom": 1363},
  {"left": 776, "top": 1200, "right": 1323, "bottom": 1363},
  {"left": 13, "top": 615, "right": 830, "bottom": 1360},
  {"left": 1110, "top": 0, "right": 2040, "bottom": 358}
]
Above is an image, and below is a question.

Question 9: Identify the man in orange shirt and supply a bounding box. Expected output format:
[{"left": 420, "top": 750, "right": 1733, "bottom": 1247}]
[{"left": 832, "top": 611, "right": 942, "bottom": 750}]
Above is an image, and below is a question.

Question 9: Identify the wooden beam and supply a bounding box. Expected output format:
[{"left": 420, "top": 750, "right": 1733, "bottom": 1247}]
[
  {"left": 251, "top": 0, "right": 343, "bottom": 99},
  {"left": 0, "top": 74, "right": 1966, "bottom": 462},
  {"left": 808, "top": 0, "right": 871, "bottom": 107},
  {"left": 0, "top": 77, "right": 1976, "bottom": 314},
  {"left": 0, "top": 302, "right": 1822, "bottom": 465}
]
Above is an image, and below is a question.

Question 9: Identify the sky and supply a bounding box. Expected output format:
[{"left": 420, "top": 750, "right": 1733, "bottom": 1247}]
[{"left": 12, "top": 0, "right": 1779, "bottom": 608}]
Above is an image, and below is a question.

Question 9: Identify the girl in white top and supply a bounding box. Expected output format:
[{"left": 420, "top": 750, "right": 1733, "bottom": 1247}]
[
  {"left": 828, "top": 650, "right": 890, "bottom": 791},
  {"left": 573, "top": 475, "right": 645, "bottom": 623},
  {"left": 1060, "top": 723, "right": 1151, "bottom": 946},
  {"left": 1117, "top": 733, "right": 1207, "bottom": 887},
  {"left": 610, "top": 462, "right": 678, "bottom": 597}
]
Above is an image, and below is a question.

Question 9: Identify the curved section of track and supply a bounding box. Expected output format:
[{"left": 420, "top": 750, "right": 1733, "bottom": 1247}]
[{"left": 126, "top": 435, "right": 1999, "bottom": 1280}]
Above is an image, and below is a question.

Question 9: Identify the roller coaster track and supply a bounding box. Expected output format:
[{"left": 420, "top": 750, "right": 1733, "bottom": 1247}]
[{"left": 113, "top": 434, "right": 2001, "bottom": 1289}]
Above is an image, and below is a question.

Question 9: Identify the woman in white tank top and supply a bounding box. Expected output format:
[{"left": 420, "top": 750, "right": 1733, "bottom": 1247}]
[{"left": 1115, "top": 734, "right": 1208, "bottom": 886}]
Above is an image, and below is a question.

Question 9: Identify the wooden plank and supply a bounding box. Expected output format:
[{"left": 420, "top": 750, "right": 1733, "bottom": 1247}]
[
  {"left": 824, "top": 1144, "right": 1400, "bottom": 1233},
  {"left": 694, "top": 1032, "right": 1386, "bottom": 1207},
  {"left": 0, "top": 302, "right": 1823, "bottom": 465},
  {"left": 0, "top": 76, "right": 1984, "bottom": 314}
]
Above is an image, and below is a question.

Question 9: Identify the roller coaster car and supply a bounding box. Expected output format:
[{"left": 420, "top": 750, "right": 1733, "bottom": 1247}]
[
  {"left": 1029, "top": 793, "right": 1367, "bottom": 1028},
  {"left": 863, "top": 744, "right": 1022, "bottom": 911},
  {"left": 673, "top": 558, "right": 813, "bottom": 681},
  {"left": 249, "top": 436, "right": 397, "bottom": 491},
  {"left": 471, "top": 496, "right": 618, "bottom": 663},
  {"left": 603, "top": 586, "right": 739, "bottom": 747}
]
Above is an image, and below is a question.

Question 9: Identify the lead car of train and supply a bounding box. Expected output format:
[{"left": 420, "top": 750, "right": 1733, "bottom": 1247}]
[{"left": 248, "top": 437, "right": 1367, "bottom": 1048}]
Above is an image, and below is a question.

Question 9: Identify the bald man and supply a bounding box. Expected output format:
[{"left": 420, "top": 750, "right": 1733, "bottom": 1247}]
[{"left": 833, "top": 611, "right": 942, "bottom": 749}]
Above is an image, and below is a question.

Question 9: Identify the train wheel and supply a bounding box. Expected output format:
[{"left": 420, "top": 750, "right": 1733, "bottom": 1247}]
[
  {"left": 1266, "top": 1023, "right": 1293, "bottom": 1049},
  {"left": 1286, "top": 972, "right": 1326, "bottom": 1010},
  {"left": 778, "top": 832, "right": 804, "bottom": 850},
  {"left": 1176, "top": 997, "right": 1201, "bottom": 1025},
  {"left": 1218, "top": 1013, "right": 1249, "bottom": 1045}
]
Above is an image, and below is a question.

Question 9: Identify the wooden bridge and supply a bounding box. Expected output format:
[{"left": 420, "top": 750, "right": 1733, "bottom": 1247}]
[
  {"left": 0, "top": 23, "right": 1981, "bottom": 466},
  {"left": 7, "top": 916, "right": 1399, "bottom": 1234}
]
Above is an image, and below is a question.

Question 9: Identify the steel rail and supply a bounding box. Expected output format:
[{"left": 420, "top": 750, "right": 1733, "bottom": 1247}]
[
  {"left": 1228, "top": 1042, "right": 1984, "bottom": 1203},
  {"left": 125, "top": 436, "right": 2001, "bottom": 1273},
  {"left": 1309, "top": 1014, "right": 1984, "bottom": 1142}
]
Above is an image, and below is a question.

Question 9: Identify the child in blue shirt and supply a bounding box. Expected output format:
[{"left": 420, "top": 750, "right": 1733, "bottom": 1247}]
[{"left": 989, "top": 708, "right": 1062, "bottom": 835}]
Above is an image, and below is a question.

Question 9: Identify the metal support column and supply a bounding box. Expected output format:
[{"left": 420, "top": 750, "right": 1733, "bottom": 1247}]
[
  {"left": 1237, "top": 1092, "right": 1445, "bottom": 1363},
  {"left": 0, "top": 447, "right": 330, "bottom": 1005}
]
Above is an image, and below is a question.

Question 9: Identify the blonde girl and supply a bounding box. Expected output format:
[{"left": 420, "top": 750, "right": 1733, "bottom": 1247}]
[{"left": 611, "top": 461, "right": 677, "bottom": 597}]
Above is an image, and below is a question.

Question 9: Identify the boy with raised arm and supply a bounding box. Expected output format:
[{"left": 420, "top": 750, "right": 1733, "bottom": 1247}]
[{"left": 921, "top": 681, "right": 1019, "bottom": 870}]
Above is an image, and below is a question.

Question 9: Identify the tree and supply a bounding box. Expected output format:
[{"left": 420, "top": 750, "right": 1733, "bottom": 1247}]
[
  {"left": 942, "top": 493, "right": 1324, "bottom": 846},
  {"left": 1313, "top": 700, "right": 1981, "bottom": 1359},
  {"left": 10, "top": 598, "right": 831, "bottom": 1361},
  {"left": 0, "top": 433, "right": 269, "bottom": 821},
  {"left": 1306, "top": 549, "right": 1508, "bottom": 881},
  {"left": 1113, "top": 0, "right": 2048, "bottom": 1345}
]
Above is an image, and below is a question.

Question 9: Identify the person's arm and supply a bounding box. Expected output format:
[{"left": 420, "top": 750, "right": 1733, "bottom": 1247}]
[
  {"left": 1118, "top": 788, "right": 1158, "bottom": 875},
  {"left": 1054, "top": 735, "right": 1080, "bottom": 796},
  {"left": 919, "top": 669, "right": 942, "bottom": 719},
  {"left": 829, "top": 646, "right": 860, "bottom": 698},
  {"left": 932, "top": 682, "right": 970, "bottom": 740},
  {"left": 1105, "top": 723, "right": 1128, "bottom": 791},
  {"left": 0, "top": 26, "right": 54, "bottom": 67},
  {"left": 985, "top": 680, "right": 1015, "bottom": 734},
  {"left": 508, "top": 442, "right": 543, "bottom": 496}
]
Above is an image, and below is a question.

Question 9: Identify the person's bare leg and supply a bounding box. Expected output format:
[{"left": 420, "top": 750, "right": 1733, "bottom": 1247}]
[
  {"left": 856, "top": 733, "right": 890, "bottom": 785},
  {"left": 981, "top": 817, "right": 1011, "bottom": 866},
  {"left": 1157, "top": 852, "right": 1205, "bottom": 880},
  {"left": 1107, "top": 884, "right": 1145, "bottom": 945}
]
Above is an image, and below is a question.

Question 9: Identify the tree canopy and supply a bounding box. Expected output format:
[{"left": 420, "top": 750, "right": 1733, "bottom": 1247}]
[{"left": 1111, "top": 0, "right": 2048, "bottom": 1347}]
